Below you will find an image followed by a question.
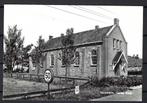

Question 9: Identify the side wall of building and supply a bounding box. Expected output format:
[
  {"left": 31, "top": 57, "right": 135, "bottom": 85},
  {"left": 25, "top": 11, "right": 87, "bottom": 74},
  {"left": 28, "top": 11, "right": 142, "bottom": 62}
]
[{"left": 36, "top": 44, "right": 104, "bottom": 78}]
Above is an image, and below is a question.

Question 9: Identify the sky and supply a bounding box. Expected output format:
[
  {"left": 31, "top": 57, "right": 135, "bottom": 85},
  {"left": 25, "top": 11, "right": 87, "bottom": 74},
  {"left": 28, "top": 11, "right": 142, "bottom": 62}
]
[{"left": 4, "top": 5, "right": 143, "bottom": 58}]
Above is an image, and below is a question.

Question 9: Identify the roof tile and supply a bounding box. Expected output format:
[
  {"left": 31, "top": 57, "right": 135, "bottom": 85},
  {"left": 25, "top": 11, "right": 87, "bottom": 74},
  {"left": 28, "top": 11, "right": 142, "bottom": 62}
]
[{"left": 45, "top": 25, "right": 113, "bottom": 50}]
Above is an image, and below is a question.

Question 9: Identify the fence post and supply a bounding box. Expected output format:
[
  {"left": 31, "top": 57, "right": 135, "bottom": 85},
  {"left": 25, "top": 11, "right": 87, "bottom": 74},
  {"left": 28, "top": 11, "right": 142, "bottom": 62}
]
[
  {"left": 60, "top": 77, "right": 62, "bottom": 88},
  {"left": 30, "top": 74, "right": 32, "bottom": 81},
  {"left": 22, "top": 74, "right": 24, "bottom": 79},
  {"left": 38, "top": 75, "right": 40, "bottom": 82},
  {"left": 47, "top": 83, "right": 50, "bottom": 99},
  {"left": 19, "top": 73, "right": 20, "bottom": 79},
  {"left": 10, "top": 73, "right": 12, "bottom": 78},
  {"left": 60, "top": 78, "right": 61, "bottom": 84},
  {"left": 73, "top": 78, "right": 75, "bottom": 86}
]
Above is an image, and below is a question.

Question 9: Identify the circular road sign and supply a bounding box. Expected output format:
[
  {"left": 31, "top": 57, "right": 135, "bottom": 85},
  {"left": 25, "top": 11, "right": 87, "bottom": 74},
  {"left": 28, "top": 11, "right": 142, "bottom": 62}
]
[{"left": 44, "top": 69, "right": 54, "bottom": 83}]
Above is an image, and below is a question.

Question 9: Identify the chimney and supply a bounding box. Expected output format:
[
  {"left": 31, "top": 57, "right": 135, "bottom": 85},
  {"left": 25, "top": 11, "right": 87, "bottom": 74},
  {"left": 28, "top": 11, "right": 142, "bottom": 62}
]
[
  {"left": 49, "top": 35, "right": 53, "bottom": 40},
  {"left": 114, "top": 18, "right": 119, "bottom": 25},
  {"left": 95, "top": 25, "right": 99, "bottom": 31},
  {"left": 61, "top": 33, "right": 64, "bottom": 37}
]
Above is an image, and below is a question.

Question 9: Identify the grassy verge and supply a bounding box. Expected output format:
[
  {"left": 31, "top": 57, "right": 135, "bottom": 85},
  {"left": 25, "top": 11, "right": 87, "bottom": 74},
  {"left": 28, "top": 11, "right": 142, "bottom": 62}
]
[
  {"left": 28, "top": 84, "right": 128, "bottom": 101},
  {"left": 28, "top": 76, "right": 142, "bottom": 101},
  {"left": 4, "top": 76, "right": 142, "bottom": 101},
  {"left": 3, "top": 77, "right": 71, "bottom": 96}
]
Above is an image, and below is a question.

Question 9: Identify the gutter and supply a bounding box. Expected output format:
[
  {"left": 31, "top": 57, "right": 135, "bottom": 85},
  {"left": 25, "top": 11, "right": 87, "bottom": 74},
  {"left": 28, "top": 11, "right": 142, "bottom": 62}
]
[{"left": 42, "top": 41, "right": 103, "bottom": 52}]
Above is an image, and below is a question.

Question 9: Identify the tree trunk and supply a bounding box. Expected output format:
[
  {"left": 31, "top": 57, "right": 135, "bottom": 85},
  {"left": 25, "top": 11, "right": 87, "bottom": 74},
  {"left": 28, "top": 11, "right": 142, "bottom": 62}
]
[
  {"left": 37, "top": 64, "right": 40, "bottom": 75},
  {"left": 36, "top": 64, "right": 40, "bottom": 82},
  {"left": 22, "top": 58, "right": 24, "bottom": 73},
  {"left": 65, "top": 65, "right": 70, "bottom": 77},
  {"left": 65, "top": 65, "right": 70, "bottom": 84}
]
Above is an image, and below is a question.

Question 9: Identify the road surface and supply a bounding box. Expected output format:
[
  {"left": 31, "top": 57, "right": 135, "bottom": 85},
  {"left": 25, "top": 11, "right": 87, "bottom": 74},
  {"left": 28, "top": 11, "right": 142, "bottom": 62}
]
[{"left": 91, "top": 87, "right": 142, "bottom": 101}]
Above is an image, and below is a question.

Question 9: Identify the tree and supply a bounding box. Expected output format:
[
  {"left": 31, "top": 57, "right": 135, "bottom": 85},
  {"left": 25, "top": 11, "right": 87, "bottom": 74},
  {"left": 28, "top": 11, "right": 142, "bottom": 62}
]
[
  {"left": 4, "top": 25, "right": 24, "bottom": 72},
  {"left": 21, "top": 44, "right": 33, "bottom": 72},
  {"left": 61, "top": 28, "right": 76, "bottom": 77},
  {"left": 31, "top": 36, "right": 46, "bottom": 75},
  {"left": 22, "top": 44, "right": 33, "bottom": 60}
]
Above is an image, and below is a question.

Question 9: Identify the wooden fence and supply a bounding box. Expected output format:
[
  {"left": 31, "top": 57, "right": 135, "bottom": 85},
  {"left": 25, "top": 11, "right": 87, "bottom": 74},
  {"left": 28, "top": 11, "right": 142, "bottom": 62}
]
[
  {"left": 3, "top": 86, "right": 75, "bottom": 100},
  {"left": 3, "top": 73, "right": 89, "bottom": 87}
]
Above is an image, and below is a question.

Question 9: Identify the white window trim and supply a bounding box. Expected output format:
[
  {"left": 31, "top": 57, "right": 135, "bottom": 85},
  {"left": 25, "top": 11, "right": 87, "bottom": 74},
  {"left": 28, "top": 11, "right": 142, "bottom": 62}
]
[
  {"left": 74, "top": 51, "right": 80, "bottom": 67},
  {"left": 119, "top": 41, "right": 122, "bottom": 49},
  {"left": 113, "top": 39, "right": 116, "bottom": 49},
  {"left": 90, "top": 50, "right": 97, "bottom": 66},
  {"left": 50, "top": 54, "right": 54, "bottom": 66}
]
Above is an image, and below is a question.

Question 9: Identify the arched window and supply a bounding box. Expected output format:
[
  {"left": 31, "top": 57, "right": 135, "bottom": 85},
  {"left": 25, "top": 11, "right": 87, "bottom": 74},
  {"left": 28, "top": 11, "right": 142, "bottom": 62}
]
[
  {"left": 113, "top": 38, "right": 116, "bottom": 49},
  {"left": 119, "top": 41, "right": 122, "bottom": 49},
  {"left": 50, "top": 54, "right": 54, "bottom": 66},
  {"left": 91, "top": 49, "right": 97, "bottom": 65},
  {"left": 74, "top": 51, "right": 80, "bottom": 66},
  {"left": 116, "top": 40, "right": 119, "bottom": 49}
]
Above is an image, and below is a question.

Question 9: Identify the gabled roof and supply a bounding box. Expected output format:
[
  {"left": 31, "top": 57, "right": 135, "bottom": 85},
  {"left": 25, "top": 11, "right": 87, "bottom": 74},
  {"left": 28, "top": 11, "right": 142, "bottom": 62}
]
[
  {"left": 112, "top": 51, "right": 122, "bottom": 64},
  {"left": 44, "top": 25, "right": 113, "bottom": 50},
  {"left": 112, "top": 51, "right": 128, "bottom": 70},
  {"left": 106, "top": 25, "right": 127, "bottom": 43}
]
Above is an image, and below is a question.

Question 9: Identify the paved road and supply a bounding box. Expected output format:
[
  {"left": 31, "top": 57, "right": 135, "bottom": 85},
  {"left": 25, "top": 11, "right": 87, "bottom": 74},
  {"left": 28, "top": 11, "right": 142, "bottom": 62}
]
[{"left": 91, "top": 87, "right": 142, "bottom": 101}]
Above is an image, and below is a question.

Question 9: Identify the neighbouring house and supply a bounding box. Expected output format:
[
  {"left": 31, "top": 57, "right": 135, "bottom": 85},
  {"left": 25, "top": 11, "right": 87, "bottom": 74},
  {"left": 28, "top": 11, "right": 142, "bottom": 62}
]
[
  {"left": 127, "top": 56, "right": 142, "bottom": 74},
  {"left": 29, "top": 18, "right": 128, "bottom": 79}
]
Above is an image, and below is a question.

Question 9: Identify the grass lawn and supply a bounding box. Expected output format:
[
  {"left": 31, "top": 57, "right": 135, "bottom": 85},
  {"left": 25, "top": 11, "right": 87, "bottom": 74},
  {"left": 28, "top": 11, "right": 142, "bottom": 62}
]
[
  {"left": 3, "top": 77, "right": 132, "bottom": 101},
  {"left": 3, "top": 77, "right": 67, "bottom": 96},
  {"left": 27, "top": 84, "right": 128, "bottom": 101}
]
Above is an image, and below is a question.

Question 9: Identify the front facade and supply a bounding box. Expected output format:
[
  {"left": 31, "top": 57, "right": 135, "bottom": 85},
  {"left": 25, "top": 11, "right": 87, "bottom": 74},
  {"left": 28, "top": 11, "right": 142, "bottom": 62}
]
[{"left": 29, "top": 18, "right": 128, "bottom": 79}]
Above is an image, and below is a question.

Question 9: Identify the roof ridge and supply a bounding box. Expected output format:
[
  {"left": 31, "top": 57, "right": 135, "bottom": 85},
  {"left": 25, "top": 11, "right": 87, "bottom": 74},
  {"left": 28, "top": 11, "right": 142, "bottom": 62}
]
[
  {"left": 46, "top": 25, "right": 113, "bottom": 41},
  {"left": 44, "top": 25, "right": 113, "bottom": 50}
]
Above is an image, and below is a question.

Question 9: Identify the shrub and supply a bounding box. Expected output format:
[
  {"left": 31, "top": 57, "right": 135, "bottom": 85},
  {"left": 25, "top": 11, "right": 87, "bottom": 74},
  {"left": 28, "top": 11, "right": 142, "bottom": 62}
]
[{"left": 90, "top": 76, "right": 142, "bottom": 87}]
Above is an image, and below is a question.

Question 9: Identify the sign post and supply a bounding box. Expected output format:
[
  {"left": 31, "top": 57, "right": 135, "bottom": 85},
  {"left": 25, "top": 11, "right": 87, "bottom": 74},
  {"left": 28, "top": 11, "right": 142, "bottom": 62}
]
[
  {"left": 44, "top": 69, "right": 54, "bottom": 99},
  {"left": 75, "top": 85, "right": 80, "bottom": 100},
  {"left": 47, "top": 83, "right": 50, "bottom": 99}
]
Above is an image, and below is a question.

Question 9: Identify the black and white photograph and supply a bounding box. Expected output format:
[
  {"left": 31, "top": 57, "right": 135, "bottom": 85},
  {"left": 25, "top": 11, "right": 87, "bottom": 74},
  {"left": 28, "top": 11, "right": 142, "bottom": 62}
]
[{"left": 3, "top": 5, "right": 143, "bottom": 101}]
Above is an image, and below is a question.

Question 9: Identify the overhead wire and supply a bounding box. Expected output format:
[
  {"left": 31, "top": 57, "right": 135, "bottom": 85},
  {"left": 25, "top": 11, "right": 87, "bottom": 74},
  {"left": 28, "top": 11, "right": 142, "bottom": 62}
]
[
  {"left": 97, "top": 7, "right": 118, "bottom": 17},
  {"left": 45, "top": 5, "right": 106, "bottom": 23},
  {"left": 76, "top": 6, "right": 113, "bottom": 20}
]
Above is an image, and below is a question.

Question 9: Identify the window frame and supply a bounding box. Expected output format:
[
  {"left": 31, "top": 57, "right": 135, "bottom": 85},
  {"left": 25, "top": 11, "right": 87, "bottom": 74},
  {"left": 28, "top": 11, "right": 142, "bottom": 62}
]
[
  {"left": 113, "top": 38, "right": 116, "bottom": 49},
  {"left": 119, "top": 41, "right": 122, "bottom": 49},
  {"left": 90, "top": 49, "right": 97, "bottom": 66},
  {"left": 116, "top": 40, "right": 119, "bottom": 49},
  {"left": 74, "top": 51, "right": 80, "bottom": 67},
  {"left": 50, "top": 54, "right": 54, "bottom": 66}
]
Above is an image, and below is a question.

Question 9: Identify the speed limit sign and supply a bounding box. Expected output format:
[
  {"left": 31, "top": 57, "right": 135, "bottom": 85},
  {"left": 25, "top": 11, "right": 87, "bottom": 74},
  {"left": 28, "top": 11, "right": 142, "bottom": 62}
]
[
  {"left": 44, "top": 69, "right": 54, "bottom": 83},
  {"left": 44, "top": 69, "right": 54, "bottom": 99}
]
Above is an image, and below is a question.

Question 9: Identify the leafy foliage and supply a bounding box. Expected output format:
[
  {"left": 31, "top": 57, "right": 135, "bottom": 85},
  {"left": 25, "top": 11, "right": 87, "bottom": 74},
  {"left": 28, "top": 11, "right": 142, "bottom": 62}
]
[
  {"left": 61, "top": 28, "right": 76, "bottom": 76},
  {"left": 22, "top": 44, "right": 33, "bottom": 60},
  {"left": 4, "top": 25, "right": 24, "bottom": 72},
  {"left": 31, "top": 36, "right": 46, "bottom": 74},
  {"left": 90, "top": 76, "right": 142, "bottom": 87},
  {"left": 32, "top": 36, "right": 45, "bottom": 62},
  {"left": 4, "top": 25, "right": 33, "bottom": 73}
]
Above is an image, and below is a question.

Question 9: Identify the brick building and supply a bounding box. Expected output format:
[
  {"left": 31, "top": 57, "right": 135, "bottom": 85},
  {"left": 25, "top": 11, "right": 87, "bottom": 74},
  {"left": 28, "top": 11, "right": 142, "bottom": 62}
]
[{"left": 30, "top": 18, "right": 128, "bottom": 79}]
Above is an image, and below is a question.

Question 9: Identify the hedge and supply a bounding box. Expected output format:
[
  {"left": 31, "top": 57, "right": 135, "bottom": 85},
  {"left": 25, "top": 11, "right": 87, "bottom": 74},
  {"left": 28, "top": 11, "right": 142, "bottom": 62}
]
[{"left": 90, "top": 76, "right": 142, "bottom": 87}]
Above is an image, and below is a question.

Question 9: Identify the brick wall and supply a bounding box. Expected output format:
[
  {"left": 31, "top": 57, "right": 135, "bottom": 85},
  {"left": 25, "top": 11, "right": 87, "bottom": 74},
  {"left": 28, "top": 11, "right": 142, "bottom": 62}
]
[
  {"left": 105, "top": 25, "right": 128, "bottom": 77},
  {"left": 33, "top": 44, "right": 103, "bottom": 78}
]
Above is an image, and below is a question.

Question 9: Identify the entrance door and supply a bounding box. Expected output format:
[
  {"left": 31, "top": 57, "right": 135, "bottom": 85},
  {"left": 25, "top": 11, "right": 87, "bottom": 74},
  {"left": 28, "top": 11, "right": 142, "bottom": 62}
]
[{"left": 114, "top": 60, "right": 122, "bottom": 76}]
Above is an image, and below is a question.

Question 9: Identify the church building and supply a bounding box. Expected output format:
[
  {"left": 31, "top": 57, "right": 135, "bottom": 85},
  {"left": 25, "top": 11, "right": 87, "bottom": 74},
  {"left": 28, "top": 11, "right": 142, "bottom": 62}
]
[{"left": 29, "top": 18, "right": 128, "bottom": 79}]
